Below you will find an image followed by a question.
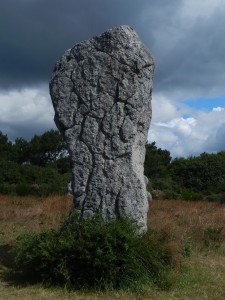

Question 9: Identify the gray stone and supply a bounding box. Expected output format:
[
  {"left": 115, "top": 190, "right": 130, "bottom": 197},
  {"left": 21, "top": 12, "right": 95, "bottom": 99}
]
[
  {"left": 144, "top": 175, "right": 149, "bottom": 185},
  {"left": 50, "top": 25, "right": 154, "bottom": 231},
  {"left": 67, "top": 181, "right": 73, "bottom": 196},
  {"left": 147, "top": 191, "right": 153, "bottom": 202}
]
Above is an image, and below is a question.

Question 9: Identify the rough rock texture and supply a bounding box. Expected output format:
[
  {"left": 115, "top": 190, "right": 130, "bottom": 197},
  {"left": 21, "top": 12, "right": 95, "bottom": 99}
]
[{"left": 49, "top": 25, "right": 154, "bottom": 231}]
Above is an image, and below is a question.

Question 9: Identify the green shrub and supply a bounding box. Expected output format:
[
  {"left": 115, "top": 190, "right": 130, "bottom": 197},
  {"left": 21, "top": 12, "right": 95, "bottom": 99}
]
[
  {"left": 165, "top": 190, "right": 181, "bottom": 200},
  {"left": 181, "top": 189, "right": 203, "bottom": 201},
  {"left": 0, "top": 183, "right": 16, "bottom": 195},
  {"left": 206, "top": 194, "right": 222, "bottom": 202},
  {"left": 203, "top": 227, "right": 224, "bottom": 248},
  {"left": 12, "top": 214, "right": 175, "bottom": 291},
  {"left": 0, "top": 161, "right": 21, "bottom": 184},
  {"left": 16, "top": 182, "right": 31, "bottom": 196},
  {"left": 182, "top": 241, "right": 192, "bottom": 257}
]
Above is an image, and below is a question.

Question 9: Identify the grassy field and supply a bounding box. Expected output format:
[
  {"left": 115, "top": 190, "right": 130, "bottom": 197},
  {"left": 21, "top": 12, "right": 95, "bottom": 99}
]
[{"left": 1, "top": 195, "right": 225, "bottom": 299}]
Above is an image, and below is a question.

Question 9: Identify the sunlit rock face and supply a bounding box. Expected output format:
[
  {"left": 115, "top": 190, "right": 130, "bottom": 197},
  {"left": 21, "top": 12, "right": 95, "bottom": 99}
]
[{"left": 50, "top": 25, "right": 154, "bottom": 231}]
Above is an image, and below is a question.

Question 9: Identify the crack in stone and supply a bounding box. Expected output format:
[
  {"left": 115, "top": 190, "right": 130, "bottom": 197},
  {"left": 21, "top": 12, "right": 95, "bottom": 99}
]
[
  {"left": 91, "top": 43, "right": 146, "bottom": 75},
  {"left": 114, "top": 188, "right": 122, "bottom": 218}
]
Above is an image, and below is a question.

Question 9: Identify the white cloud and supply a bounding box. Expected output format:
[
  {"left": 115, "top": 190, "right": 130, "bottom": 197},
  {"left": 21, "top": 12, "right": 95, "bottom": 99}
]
[
  {"left": 0, "top": 86, "right": 55, "bottom": 140},
  {"left": 155, "top": 117, "right": 196, "bottom": 136},
  {"left": 0, "top": 85, "right": 224, "bottom": 159},
  {"left": 151, "top": 94, "right": 180, "bottom": 123},
  {"left": 0, "top": 86, "right": 53, "bottom": 123},
  {"left": 213, "top": 106, "right": 224, "bottom": 112},
  {"left": 1, "top": 85, "right": 224, "bottom": 159},
  {"left": 148, "top": 95, "right": 225, "bottom": 157}
]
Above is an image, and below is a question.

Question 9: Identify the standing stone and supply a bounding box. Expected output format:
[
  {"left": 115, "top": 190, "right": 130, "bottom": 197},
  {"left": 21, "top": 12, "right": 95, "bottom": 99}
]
[{"left": 49, "top": 25, "right": 154, "bottom": 231}]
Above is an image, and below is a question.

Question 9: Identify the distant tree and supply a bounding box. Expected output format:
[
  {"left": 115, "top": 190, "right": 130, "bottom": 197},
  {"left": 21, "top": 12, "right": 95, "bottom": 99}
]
[
  {"left": 0, "top": 131, "right": 12, "bottom": 161},
  {"left": 170, "top": 151, "right": 225, "bottom": 194},
  {"left": 144, "top": 142, "right": 172, "bottom": 179},
  {"left": 55, "top": 156, "right": 71, "bottom": 174},
  {"left": 28, "top": 130, "right": 67, "bottom": 166},
  {"left": 0, "top": 161, "right": 21, "bottom": 183},
  {"left": 11, "top": 138, "right": 30, "bottom": 164},
  {"left": 0, "top": 129, "right": 71, "bottom": 196}
]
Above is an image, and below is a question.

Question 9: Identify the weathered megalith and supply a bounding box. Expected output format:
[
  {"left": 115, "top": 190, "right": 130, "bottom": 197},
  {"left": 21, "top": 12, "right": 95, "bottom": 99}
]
[{"left": 49, "top": 25, "right": 154, "bottom": 231}]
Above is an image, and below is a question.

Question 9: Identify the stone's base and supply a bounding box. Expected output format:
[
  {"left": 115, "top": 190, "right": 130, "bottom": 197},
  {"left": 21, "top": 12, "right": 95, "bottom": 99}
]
[{"left": 50, "top": 25, "right": 154, "bottom": 231}]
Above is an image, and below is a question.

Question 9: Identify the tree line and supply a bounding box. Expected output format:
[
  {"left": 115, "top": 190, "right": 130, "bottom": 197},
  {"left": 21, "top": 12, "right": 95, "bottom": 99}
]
[
  {"left": 0, "top": 130, "right": 70, "bottom": 196},
  {"left": 144, "top": 142, "right": 225, "bottom": 201},
  {"left": 1, "top": 129, "right": 225, "bottom": 200}
]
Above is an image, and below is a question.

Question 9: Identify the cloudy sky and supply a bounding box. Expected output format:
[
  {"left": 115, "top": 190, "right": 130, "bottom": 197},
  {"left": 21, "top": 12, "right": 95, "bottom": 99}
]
[{"left": 1, "top": 0, "right": 225, "bottom": 157}]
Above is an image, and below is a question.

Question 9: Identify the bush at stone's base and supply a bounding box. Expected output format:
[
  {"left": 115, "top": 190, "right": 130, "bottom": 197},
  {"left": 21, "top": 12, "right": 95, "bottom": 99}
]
[{"left": 12, "top": 214, "right": 177, "bottom": 291}]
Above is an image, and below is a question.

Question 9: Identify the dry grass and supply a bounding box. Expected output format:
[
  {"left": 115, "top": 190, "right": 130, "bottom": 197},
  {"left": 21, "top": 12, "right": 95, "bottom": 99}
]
[
  {"left": 1, "top": 196, "right": 225, "bottom": 299},
  {"left": 0, "top": 194, "right": 72, "bottom": 244},
  {"left": 149, "top": 199, "right": 225, "bottom": 248}
]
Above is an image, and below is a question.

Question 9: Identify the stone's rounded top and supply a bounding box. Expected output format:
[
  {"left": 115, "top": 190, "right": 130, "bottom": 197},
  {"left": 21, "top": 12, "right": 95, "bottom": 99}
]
[
  {"left": 107, "top": 25, "right": 134, "bottom": 31},
  {"left": 50, "top": 24, "right": 155, "bottom": 132},
  {"left": 99, "top": 25, "right": 137, "bottom": 38},
  {"left": 69, "top": 25, "right": 155, "bottom": 76},
  {"left": 92, "top": 25, "right": 142, "bottom": 47},
  {"left": 99, "top": 25, "right": 134, "bottom": 33},
  {"left": 76, "top": 25, "right": 139, "bottom": 46}
]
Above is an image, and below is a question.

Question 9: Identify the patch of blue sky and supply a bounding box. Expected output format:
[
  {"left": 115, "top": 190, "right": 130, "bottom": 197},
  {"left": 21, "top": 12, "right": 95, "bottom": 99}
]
[
  {"left": 182, "top": 95, "right": 225, "bottom": 111},
  {"left": 182, "top": 113, "right": 191, "bottom": 119}
]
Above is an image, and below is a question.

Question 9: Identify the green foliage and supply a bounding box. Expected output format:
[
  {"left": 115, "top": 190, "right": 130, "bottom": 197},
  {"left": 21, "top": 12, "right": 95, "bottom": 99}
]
[
  {"left": 28, "top": 130, "right": 67, "bottom": 166},
  {"left": 0, "top": 161, "right": 70, "bottom": 196},
  {"left": 171, "top": 152, "right": 225, "bottom": 194},
  {"left": 0, "top": 129, "right": 68, "bottom": 167},
  {"left": 205, "top": 194, "right": 222, "bottom": 202},
  {"left": 11, "top": 138, "right": 30, "bottom": 164},
  {"left": 144, "top": 142, "right": 180, "bottom": 200},
  {"left": 0, "top": 161, "right": 21, "bottom": 184},
  {"left": 150, "top": 177, "right": 181, "bottom": 200},
  {"left": 16, "top": 183, "right": 31, "bottom": 196},
  {"left": 19, "top": 164, "right": 40, "bottom": 183},
  {"left": 144, "top": 142, "right": 172, "bottom": 180},
  {"left": 182, "top": 241, "right": 192, "bottom": 258},
  {"left": 55, "top": 156, "right": 71, "bottom": 174},
  {"left": 180, "top": 189, "right": 203, "bottom": 201},
  {"left": 13, "top": 215, "right": 175, "bottom": 291},
  {"left": 144, "top": 146, "right": 225, "bottom": 200},
  {"left": 0, "top": 130, "right": 71, "bottom": 197},
  {"left": 203, "top": 227, "right": 224, "bottom": 248},
  {"left": 165, "top": 190, "right": 181, "bottom": 200},
  {"left": 0, "top": 183, "right": 15, "bottom": 195},
  {"left": 0, "top": 131, "right": 13, "bottom": 161},
  {"left": 1, "top": 128, "right": 225, "bottom": 200}
]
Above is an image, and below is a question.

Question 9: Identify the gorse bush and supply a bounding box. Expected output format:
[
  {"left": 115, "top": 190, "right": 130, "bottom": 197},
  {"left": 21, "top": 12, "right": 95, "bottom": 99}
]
[{"left": 13, "top": 214, "right": 176, "bottom": 291}]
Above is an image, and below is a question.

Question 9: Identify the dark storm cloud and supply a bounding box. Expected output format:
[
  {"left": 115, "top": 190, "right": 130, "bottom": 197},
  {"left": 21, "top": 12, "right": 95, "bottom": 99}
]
[
  {"left": 1, "top": 0, "right": 225, "bottom": 96},
  {"left": 1, "top": 0, "right": 225, "bottom": 156},
  {"left": 0, "top": 0, "right": 181, "bottom": 89},
  {"left": 156, "top": 7, "right": 225, "bottom": 98},
  {"left": 1, "top": 120, "right": 56, "bottom": 142}
]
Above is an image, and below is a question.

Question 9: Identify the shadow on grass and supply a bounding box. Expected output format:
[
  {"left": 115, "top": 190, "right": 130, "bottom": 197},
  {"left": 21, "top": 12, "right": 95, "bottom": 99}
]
[
  {"left": 0, "top": 244, "right": 14, "bottom": 268},
  {"left": 0, "top": 243, "right": 39, "bottom": 287}
]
